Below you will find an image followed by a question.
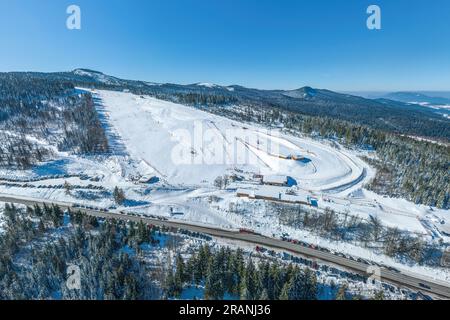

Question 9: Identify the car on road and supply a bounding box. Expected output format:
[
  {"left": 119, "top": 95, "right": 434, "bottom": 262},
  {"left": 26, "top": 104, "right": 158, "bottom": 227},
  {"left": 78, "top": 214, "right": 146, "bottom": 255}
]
[
  {"left": 418, "top": 283, "right": 432, "bottom": 290},
  {"left": 357, "top": 258, "right": 368, "bottom": 265},
  {"left": 239, "top": 228, "right": 259, "bottom": 235},
  {"left": 386, "top": 266, "right": 401, "bottom": 273}
]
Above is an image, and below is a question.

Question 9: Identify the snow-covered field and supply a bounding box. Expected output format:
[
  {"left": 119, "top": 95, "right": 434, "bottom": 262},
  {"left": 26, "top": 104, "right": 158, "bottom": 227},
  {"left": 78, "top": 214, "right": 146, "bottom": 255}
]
[
  {"left": 95, "top": 90, "right": 368, "bottom": 191},
  {"left": 0, "top": 89, "right": 449, "bottom": 282}
]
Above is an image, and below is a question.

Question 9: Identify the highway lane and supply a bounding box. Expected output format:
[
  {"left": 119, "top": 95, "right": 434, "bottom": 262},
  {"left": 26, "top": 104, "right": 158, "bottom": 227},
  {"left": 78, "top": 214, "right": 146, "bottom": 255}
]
[{"left": 1, "top": 193, "right": 449, "bottom": 299}]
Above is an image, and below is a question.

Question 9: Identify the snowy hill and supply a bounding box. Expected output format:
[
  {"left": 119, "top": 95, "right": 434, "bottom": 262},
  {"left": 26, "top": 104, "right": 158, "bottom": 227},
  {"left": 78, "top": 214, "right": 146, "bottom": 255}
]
[
  {"left": 95, "top": 89, "right": 366, "bottom": 190},
  {"left": 72, "top": 69, "right": 123, "bottom": 85}
]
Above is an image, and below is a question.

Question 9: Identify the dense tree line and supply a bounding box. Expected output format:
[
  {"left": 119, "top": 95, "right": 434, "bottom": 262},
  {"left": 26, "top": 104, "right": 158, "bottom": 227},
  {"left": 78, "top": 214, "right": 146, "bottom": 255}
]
[
  {"left": 174, "top": 93, "right": 237, "bottom": 106},
  {"left": 0, "top": 203, "right": 402, "bottom": 300},
  {"left": 0, "top": 204, "right": 160, "bottom": 300},
  {"left": 0, "top": 132, "right": 53, "bottom": 169},
  {"left": 0, "top": 74, "right": 109, "bottom": 168},
  {"left": 59, "top": 94, "right": 109, "bottom": 154},
  {"left": 164, "top": 245, "right": 318, "bottom": 300},
  {"left": 0, "top": 73, "right": 73, "bottom": 122},
  {"left": 287, "top": 115, "right": 449, "bottom": 209}
]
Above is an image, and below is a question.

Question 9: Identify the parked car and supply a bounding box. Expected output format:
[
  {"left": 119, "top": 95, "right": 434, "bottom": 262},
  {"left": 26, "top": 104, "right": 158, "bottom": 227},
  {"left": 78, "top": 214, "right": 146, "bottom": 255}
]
[{"left": 418, "top": 283, "right": 431, "bottom": 290}]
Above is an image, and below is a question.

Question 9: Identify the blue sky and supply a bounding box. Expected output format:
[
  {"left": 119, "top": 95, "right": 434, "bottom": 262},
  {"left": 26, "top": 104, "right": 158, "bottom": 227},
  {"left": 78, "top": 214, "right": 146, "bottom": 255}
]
[{"left": 0, "top": 0, "right": 449, "bottom": 91}]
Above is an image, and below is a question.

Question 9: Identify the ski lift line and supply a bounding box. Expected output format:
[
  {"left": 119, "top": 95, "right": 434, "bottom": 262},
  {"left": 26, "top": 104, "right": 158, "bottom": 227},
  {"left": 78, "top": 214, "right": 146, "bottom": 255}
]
[
  {"left": 204, "top": 120, "right": 234, "bottom": 163},
  {"left": 140, "top": 159, "right": 174, "bottom": 188},
  {"left": 239, "top": 138, "right": 315, "bottom": 174},
  {"left": 235, "top": 138, "right": 273, "bottom": 170},
  {"left": 208, "top": 120, "right": 232, "bottom": 144}
]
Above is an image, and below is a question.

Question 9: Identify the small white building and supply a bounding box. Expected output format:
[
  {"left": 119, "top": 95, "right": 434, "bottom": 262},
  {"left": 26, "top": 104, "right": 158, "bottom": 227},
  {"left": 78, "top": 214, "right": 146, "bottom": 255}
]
[{"left": 262, "top": 175, "right": 288, "bottom": 186}]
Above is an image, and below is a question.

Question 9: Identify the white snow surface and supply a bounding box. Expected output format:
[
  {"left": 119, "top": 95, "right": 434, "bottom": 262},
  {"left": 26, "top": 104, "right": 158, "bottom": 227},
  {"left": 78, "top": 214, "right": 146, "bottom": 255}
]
[{"left": 96, "top": 90, "right": 369, "bottom": 192}]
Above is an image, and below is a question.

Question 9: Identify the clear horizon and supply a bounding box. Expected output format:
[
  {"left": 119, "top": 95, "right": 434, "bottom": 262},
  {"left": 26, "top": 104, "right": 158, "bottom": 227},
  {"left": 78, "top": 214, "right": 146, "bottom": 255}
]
[{"left": 1, "top": 0, "right": 450, "bottom": 91}]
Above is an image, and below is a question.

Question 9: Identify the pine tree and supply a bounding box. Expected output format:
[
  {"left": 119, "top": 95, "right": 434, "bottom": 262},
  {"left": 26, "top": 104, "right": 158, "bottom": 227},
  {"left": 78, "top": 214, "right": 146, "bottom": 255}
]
[
  {"left": 175, "top": 253, "right": 187, "bottom": 288},
  {"left": 113, "top": 186, "right": 126, "bottom": 205},
  {"left": 64, "top": 180, "right": 72, "bottom": 195},
  {"left": 37, "top": 219, "right": 46, "bottom": 234},
  {"left": 33, "top": 204, "right": 43, "bottom": 217},
  {"left": 300, "top": 268, "right": 318, "bottom": 300},
  {"left": 231, "top": 248, "right": 245, "bottom": 295},
  {"left": 205, "top": 254, "right": 225, "bottom": 300},
  {"left": 264, "top": 263, "right": 277, "bottom": 299},
  {"left": 258, "top": 261, "right": 270, "bottom": 295},
  {"left": 279, "top": 276, "right": 292, "bottom": 301},
  {"left": 195, "top": 244, "right": 211, "bottom": 283},
  {"left": 240, "top": 259, "right": 259, "bottom": 300},
  {"left": 279, "top": 267, "right": 317, "bottom": 300},
  {"left": 259, "top": 288, "right": 269, "bottom": 300}
]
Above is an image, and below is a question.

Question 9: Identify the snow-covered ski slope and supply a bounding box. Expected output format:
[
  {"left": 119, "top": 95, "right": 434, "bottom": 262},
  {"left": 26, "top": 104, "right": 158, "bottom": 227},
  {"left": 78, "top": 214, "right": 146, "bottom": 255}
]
[{"left": 95, "top": 89, "right": 370, "bottom": 192}]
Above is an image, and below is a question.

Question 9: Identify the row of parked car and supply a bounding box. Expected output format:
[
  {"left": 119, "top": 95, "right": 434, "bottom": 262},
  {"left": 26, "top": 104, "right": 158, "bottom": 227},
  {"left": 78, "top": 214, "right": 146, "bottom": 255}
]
[
  {"left": 72, "top": 203, "right": 109, "bottom": 212},
  {"left": 0, "top": 174, "right": 85, "bottom": 183},
  {"left": 71, "top": 204, "right": 172, "bottom": 223},
  {"left": 1, "top": 181, "right": 105, "bottom": 191},
  {"left": 73, "top": 205, "right": 167, "bottom": 223},
  {"left": 279, "top": 234, "right": 401, "bottom": 273},
  {"left": 124, "top": 211, "right": 169, "bottom": 221},
  {"left": 255, "top": 245, "right": 320, "bottom": 270}
]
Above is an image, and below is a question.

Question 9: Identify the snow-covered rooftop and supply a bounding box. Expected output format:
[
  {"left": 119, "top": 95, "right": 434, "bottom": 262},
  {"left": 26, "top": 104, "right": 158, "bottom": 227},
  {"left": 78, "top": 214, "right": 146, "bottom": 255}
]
[{"left": 262, "top": 175, "right": 288, "bottom": 185}]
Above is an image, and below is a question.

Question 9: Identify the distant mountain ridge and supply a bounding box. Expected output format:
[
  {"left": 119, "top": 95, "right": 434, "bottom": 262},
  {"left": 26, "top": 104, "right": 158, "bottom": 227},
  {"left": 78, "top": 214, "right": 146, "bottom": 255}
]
[
  {"left": 1, "top": 69, "right": 449, "bottom": 141},
  {"left": 381, "top": 92, "right": 450, "bottom": 105}
]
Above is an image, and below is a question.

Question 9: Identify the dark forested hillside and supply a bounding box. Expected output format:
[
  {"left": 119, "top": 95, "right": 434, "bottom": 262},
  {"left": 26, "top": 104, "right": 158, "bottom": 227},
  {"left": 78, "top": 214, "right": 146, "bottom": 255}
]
[
  {"left": 0, "top": 204, "right": 160, "bottom": 300},
  {"left": 165, "top": 245, "right": 318, "bottom": 300},
  {"left": 0, "top": 73, "right": 109, "bottom": 168},
  {"left": 0, "top": 74, "right": 73, "bottom": 122}
]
